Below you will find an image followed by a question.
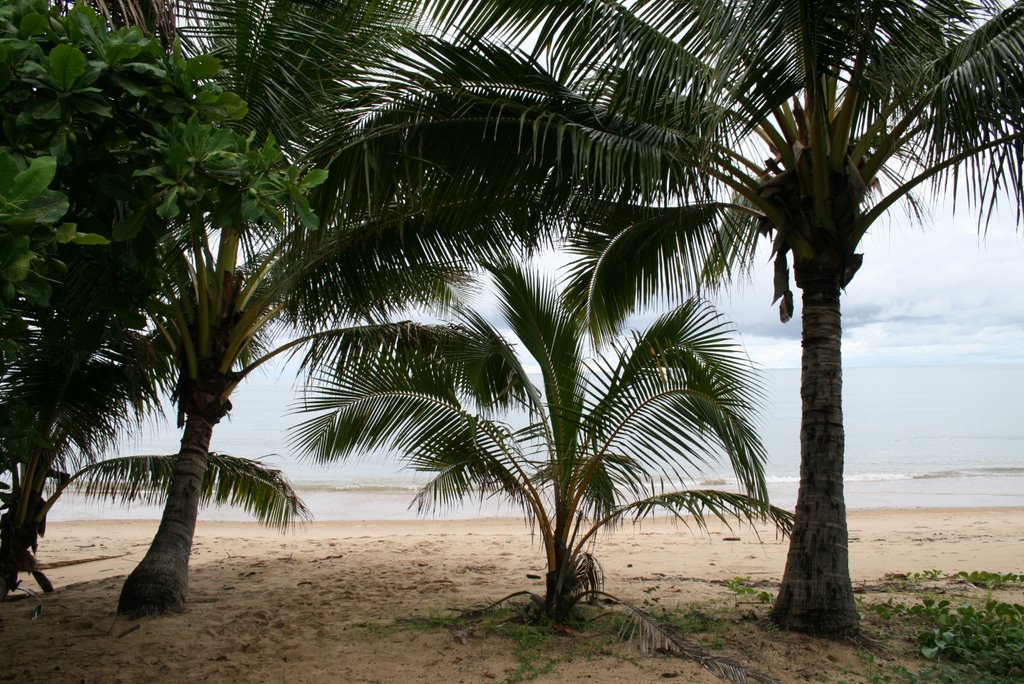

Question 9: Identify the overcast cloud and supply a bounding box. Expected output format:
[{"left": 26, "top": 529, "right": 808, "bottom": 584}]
[{"left": 709, "top": 199, "right": 1024, "bottom": 369}]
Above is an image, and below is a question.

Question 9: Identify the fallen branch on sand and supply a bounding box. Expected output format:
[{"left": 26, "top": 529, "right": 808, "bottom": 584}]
[{"left": 36, "top": 554, "right": 128, "bottom": 569}]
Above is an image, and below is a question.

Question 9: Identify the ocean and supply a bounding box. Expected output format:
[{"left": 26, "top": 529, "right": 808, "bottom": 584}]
[{"left": 50, "top": 364, "right": 1024, "bottom": 521}]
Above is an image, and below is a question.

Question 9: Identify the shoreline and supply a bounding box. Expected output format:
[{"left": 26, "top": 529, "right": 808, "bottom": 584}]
[
  {"left": 30, "top": 506, "right": 1024, "bottom": 591},
  {"left": 45, "top": 473, "right": 1024, "bottom": 522}
]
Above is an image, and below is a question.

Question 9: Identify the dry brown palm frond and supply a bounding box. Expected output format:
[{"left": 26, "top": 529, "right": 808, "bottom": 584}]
[
  {"left": 457, "top": 590, "right": 543, "bottom": 620},
  {"left": 607, "top": 595, "right": 780, "bottom": 684},
  {"left": 65, "top": 1, "right": 198, "bottom": 45},
  {"left": 569, "top": 552, "right": 604, "bottom": 606}
]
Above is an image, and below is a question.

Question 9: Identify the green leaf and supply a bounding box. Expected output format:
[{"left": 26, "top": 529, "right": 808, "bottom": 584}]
[
  {"left": 0, "top": 234, "right": 31, "bottom": 270},
  {"left": 0, "top": 153, "right": 19, "bottom": 194},
  {"left": 184, "top": 55, "right": 221, "bottom": 79},
  {"left": 291, "top": 194, "right": 319, "bottom": 230},
  {"left": 54, "top": 223, "right": 77, "bottom": 243},
  {"left": 48, "top": 44, "right": 87, "bottom": 91},
  {"left": 6, "top": 156, "right": 56, "bottom": 205},
  {"left": 103, "top": 32, "right": 144, "bottom": 65},
  {"left": 123, "top": 62, "right": 166, "bottom": 79},
  {"left": 197, "top": 91, "right": 248, "bottom": 121},
  {"left": 49, "top": 129, "right": 69, "bottom": 164},
  {"left": 29, "top": 99, "right": 62, "bottom": 121},
  {"left": 71, "top": 232, "right": 109, "bottom": 245},
  {"left": 112, "top": 209, "right": 148, "bottom": 241},
  {"left": 300, "top": 169, "right": 329, "bottom": 189},
  {"left": 18, "top": 13, "right": 47, "bottom": 37},
  {"left": 17, "top": 275, "right": 51, "bottom": 306},
  {"left": 74, "top": 96, "right": 112, "bottom": 117},
  {"left": 111, "top": 71, "right": 155, "bottom": 98},
  {"left": 156, "top": 187, "right": 180, "bottom": 219},
  {"left": 22, "top": 189, "right": 69, "bottom": 223}
]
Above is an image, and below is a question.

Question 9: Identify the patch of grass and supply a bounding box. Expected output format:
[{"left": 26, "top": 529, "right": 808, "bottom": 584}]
[
  {"left": 723, "top": 576, "right": 775, "bottom": 604},
  {"left": 465, "top": 605, "right": 620, "bottom": 683},
  {"left": 501, "top": 620, "right": 560, "bottom": 683},
  {"left": 883, "top": 569, "right": 1024, "bottom": 592},
  {"left": 953, "top": 571, "right": 1024, "bottom": 590}
]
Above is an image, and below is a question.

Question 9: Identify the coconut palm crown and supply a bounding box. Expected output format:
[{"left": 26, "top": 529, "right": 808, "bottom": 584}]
[
  {"left": 292, "top": 264, "right": 792, "bottom": 621},
  {"left": 339, "top": 0, "right": 1024, "bottom": 635}
]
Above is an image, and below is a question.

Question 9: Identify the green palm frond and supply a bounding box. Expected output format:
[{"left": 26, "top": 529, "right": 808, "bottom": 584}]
[
  {"left": 582, "top": 301, "right": 768, "bottom": 500},
  {"left": 613, "top": 489, "right": 793, "bottom": 537},
  {"left": 0, "top": 301, "right": 169, "bottom": 478},
  {"left": 417, "top": 0, "right": 1022, "bottom": 297},
  {"left": 54, "top": 452, "right": 309, "bottom": 529},
  {"left": 308, "top": 34, "right": 707, "bottom": 244},
  {"left": 562, "top": 202, "right": 728, "bottom": 337},
  {"left": 487, "top": 263, "right": 586, "bottom": 462},
  {"left": 292, "top": 348, "right": 467, "bottom": 464},
  {"left": 182, "top": 0, "right": 423, "bottom": 153},
  {"left": 409, "top": 425, "right": 534, "bottom": 515}
]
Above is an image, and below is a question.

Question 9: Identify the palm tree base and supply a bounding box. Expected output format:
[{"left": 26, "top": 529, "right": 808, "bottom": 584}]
[
  {"left": 770, "top": 579, "right": 859, "bottom": 637},
  {"left": 118, "top": 554, "right": 189, "bottom": 616}
]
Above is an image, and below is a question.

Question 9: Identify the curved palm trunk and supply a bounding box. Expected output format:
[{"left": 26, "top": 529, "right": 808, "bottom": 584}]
[
  {"left": 771, "top": 267, "right": 858, "bottom": 636},
  {"left": 117, "top": 413, "right": 212, "bottom": 616}
]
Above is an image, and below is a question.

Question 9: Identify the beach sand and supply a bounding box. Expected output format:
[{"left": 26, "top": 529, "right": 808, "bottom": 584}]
[{"left": 2, "top": 508, "right": 1022, "bottom": 683}]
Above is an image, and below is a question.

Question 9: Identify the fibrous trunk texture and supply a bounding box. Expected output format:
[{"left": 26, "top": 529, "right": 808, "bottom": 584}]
[
  {"left": 117, "top": 414, "right": 212, "bottom": 616},
  {"left": 544, "top": 538, "right": 574, "bottom": 622},
  {"left": 771, "top": 267, "right": 859, "bottom": 636}
]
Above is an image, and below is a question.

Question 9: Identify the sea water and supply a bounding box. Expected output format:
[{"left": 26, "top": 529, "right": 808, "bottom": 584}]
[{"left": 50, "top": 364, "right": 1024, "bottom": 521}]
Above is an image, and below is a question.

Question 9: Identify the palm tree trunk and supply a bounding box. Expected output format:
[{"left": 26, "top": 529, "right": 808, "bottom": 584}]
[
  {"left": 544, "top": 536, "right": 572, "bottom": 622},
  {"left": 771, "top": 267, "right": 859, "bottom": 636},
  {"left": 117, "top": 413, "right": 212, "bottom": 616}
]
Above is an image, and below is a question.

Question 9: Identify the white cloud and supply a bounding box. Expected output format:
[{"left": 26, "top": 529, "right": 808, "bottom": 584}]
[{"left": 711, "top": 198, "right": 1024, "bottom": 369}]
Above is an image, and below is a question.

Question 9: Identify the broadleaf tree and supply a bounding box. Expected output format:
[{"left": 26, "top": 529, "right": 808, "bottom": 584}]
[{"left": 0, "top": 0, "right": 308, "bottom": 600}]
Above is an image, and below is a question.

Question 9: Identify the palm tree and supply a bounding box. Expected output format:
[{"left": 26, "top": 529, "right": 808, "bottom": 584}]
[
  {"left": 339, "top": 1, "right": 1024, "bottom": 635},
  {"left": 112, "top": 113, "right": 338, "bottom": 615},
  {"left": 292, "top": 263, "right": 792, "bottom": 622},
  {"left": 116, "top": 0, "right": 526, "bottom": 616},
  {"left": 0, "top": 293, "right": 165, "bottom": 596}
]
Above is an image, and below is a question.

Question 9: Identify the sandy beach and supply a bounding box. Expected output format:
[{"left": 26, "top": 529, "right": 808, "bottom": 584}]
[{"left": 2, "top": 508, "right": 1022, "bottom": 683}]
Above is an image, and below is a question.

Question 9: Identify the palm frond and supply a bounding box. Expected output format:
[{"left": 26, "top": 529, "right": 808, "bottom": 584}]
[
  {"left": 562, "top": 202, "right": 727, "bottom": 338},
  {"left": 612, "top": 597, "right": 780, "bottom": 684},
  {"left": 181, "top": 0, "right": 423, "bottom": 153},
  {"left": 614, "top": 489, "right": 793, "bottom": 538},
  {"left": 56, "top": 452, "right": 309, "bottom": 529},
  {"left": 580, "top": 301, "right": 769, "bottom": 503},
  {"left": 487, "top": 263, "right": 587, "bottom": 469}
]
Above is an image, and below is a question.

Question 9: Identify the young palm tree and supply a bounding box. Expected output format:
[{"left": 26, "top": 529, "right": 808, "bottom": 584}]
[
  {"left": 292, "top": 264, "right": 792, "bottom": 622},
  {"left": 340, "top": 1, "right": 1024, "bottom": 634}
]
